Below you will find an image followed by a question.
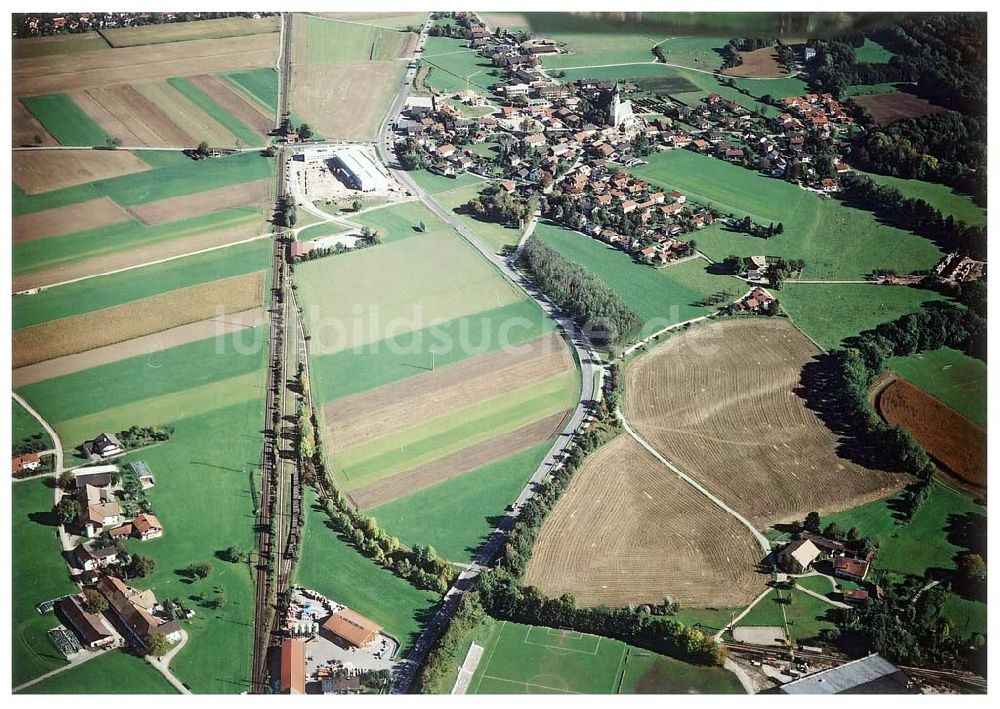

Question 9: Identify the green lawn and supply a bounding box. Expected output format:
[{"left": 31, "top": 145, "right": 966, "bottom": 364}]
[
  {"left": 335, "top": 372, "right": 577, "bottom": 489},
  {"left": 14, "top": 207, "right": 263, "bottom": 276},
  {"left": 630, "top": 150, "right": 943, "bottom": 279},
  {"left": 857, "top": 170, "right": 986, "bottom": 227},
  {"left": 19, "top": 94, "right": 109, "bottom": 146},
  {"left": 12, "top": 238, "right": 270, "bottom": 329},
  {"left": 940, "top": 594, "right": 987, "bottom": 637},
  {"left": 535, "top": 221, "right": 744, "bottom": 334},
  {"left": 167, "top": 77, "right": 263, "bottom": 147},
  {"left": 821, "top": 480, "right": 985, "bottom": 578},
  {"left": 307, "top": 298, "right": 557, "bottom": 404},
  {"left": 18, "top": 649, "right": 178, "bottom": 694},
  {"left": 296, "top": 222, "right": 349, "bottom": 241},
  {"left": 735, "top": 587, "right": 838, "bottom": 643},
  {"left": 224, "top": 68, "right": 279, "bottom": 115},
  {"left": 14, "top": 150, "right": 273, "bottom": 216},
  {"left": 303, "top": 14, "right": 409, "bottom": 63},
  {"left": 371, "top": 443, "right": 553, "bottom": 562},
  {"left": 12, "top": 398, "right": 52, "bottom": 451},
  {"left": 469, "top": 620, "right": 736, "bottom": 694},
  {"left": 673, "top": 70, "right": 807, "bottom": 117},
  {"left": 12, "top": 478, "right": 77, "bottom": 687},
  {"left": 295, "top": 488, "right": 439, "bottom": 654},
  {"left": 854, "top": 38, "right": 896, "bottom": 63},
  {"left": 888, "top": 348, "right": 986, "bottom": 427},
  {"left": 435, "top": 184, "right": 525, "bottom": 254},
  {"left": 779, "top": 283, "right": 949, "bottom": 351},
  {"left": 407, "top": 168, "right": 484, "bottom": 196},
  {"left": 421, "top": 36, "right": 497, "bottom": 94},
  {"left": 795, "top": 574, "right": 841, "bottom": 599},
  {"left": 560, "top": 62, "right": 700, "bottom": 94},
  {"left": 668, "top": 607, "right": 741, "bottom": 635},
  {"left": 351, "top": 200, "right": 451, "bottom": 245}
]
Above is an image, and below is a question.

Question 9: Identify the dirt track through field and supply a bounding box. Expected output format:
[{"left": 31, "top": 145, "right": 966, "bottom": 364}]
[
  {"left": 128, "top": 179, "right": 272, "bottom": 226},
  {"left": 13, "top": 217, "right": 266, "bottom": 292},
  {"left": 524, "top": 434, "right": 767, "bottom": 608},
  {"left": 624, "top": 319, "right": 908, "bottom": 527},
  {"left": 878, "top": 377, "right": 986, "bottom": 487},
  {"left": 13, "top": 34, "right": 278, "bottom": 96},
  {"left": 325, "top": 333, "right": 574, "bottom": 451},
  {"left": 13, "top": 309, "right": 264, "bottom": 387},
  {"left": 14, "top": 197, "right": 132, "bottom": 243},
  {"left": 188, "top": 74, "right": 274, "bottom": 136},
  {"left": 354, "top": 411, "right": 569, "bottom": 509},
  {"left": 13, "top": 150, "right": 151, "bottom": 194},
  {"left": 13, "top": 272, "right": 265, "bottom": 368}
]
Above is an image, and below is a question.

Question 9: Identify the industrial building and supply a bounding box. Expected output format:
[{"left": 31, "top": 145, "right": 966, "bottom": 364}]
[{"left": 331, "top": 146, "right": 390, "bottom": 193}]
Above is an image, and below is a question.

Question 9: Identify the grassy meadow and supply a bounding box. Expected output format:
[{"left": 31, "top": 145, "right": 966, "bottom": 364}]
[{"left": 887, "top": 348, "right": 987, "bottom": 427}]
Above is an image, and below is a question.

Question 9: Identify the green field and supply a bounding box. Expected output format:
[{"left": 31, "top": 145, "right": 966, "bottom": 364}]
[
  {"left": 12, "top": 399, "right": 52, "bottom": 451},
  {"left": 20, "top": 94, "right": 109, "bottom": 146},
  {"left": 735, "top": 587, "right": 838, "bottom": 643},
  {"left": 821, "top": 480, "right": 985, "bottom": 579},
  {"left": 371, "top": 443, "right": 553, "bottom": 562},
  {"left": 14, "top": 150, "right": 273, "bottom": 216},
  {"left": 435, "top": 184, "right": 525, "bottom": 254},
  {"left": 334, "top": 372, "right": 577, "bottom": 489},
  {"left": 18, "top": 649, "right": 178, "bottom": 694},
  {"left": 940, "top": 594, "right": 987, "bottom": 636},
  {"left": 13, "top": 33, "right": 111, "bottom": 59},
  {"left": 224, "top": 68, "right": 279, "bottom": 115},
  {"left": 13, "top": 239, "right": 270, "bottom": 329},
  {"left": 12, "top": 478, "right": 77, "bottom": 687},
  {"left": 295, "top": 487, "right": 439, "bottom": 654},
  {"left": 857, "top": 170, "right": 986, "bottom": 227},
  {"left": 469, "top": 620, "right": 740, "bottom": 694},
  {"left": 351, "top": 200, "right": 450, "bottom": 245},
  {"left": 304, "top": 14, "right": 410, "bottom": 63},
  {"left": 420, "top": 36, "right": 496, "bottom": 94},
  {"left": 14, "top": 206, "right": 263, "bottom": 276},
  {"left": 407, "top": 168, "right": 485, "bottom": 196},
  {"left": 560, "top": 63, "right": 699, "bottom": 94},
  {"left": 888, "top": 348, "right": 987, "bottom": 427},
  {"left": 842, "top": 82, "right": 907, "bottom": 97},
  {"left": 535, "top": 222, "right": 744, "bottom": 334},
  {"left": 167, "top": 77, "right": 263, "bottom": 147},
  {"left": 854, "top": 38, "right": 896, "bottom": 63},
  {"left": 779, "top": 283, "right": 950, "bottom": 351},
  {"left": 630, "top": 150, "right": 943, "bottom": 279}
]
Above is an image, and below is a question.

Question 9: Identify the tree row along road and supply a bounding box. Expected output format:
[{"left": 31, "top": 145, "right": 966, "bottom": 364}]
[{"left": 373, "top": 14, "right": 605, "bottom": 694}]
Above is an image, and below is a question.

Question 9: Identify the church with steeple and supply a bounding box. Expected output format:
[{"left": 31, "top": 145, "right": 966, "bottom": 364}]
[{"left": 608, "top": 83, "right": 639, "bottom": 134}]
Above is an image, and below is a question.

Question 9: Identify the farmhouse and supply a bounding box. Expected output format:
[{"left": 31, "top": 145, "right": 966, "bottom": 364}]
[
  {"left": 744, "top": 255, "right": 769, "bottom": 281},
  {"left": 331, "top": 147, "right": 390, "bottom": 193},
  {"left": 133, "top": 513, "right": 164, "bottom": 541},
  {"left": 56, "top": 596, "right": 116, "bottom": 650},
  {"left": 97, "top": 575, "right": 181, "bottom": 650},
  {"left": 76, "top": 485, "right": 122, "bottom": 537},
  {"left": 279, "top": 638, "right": 306, "bottom": 695},
  {"left": 83, "top": 432, "right": 124, "bottom": 459},
  {"left": 74, "top": 542, "right": 120, "bottom": 571},
  {"left": 12, "top": 453, "right": 41, "bottom": 474},
  {"left": 322, "top": 608, "right": 382, "bottom": 648},
  {"left": 776, "top": 538, "right": 821, "bottom": 574},
  {"left": 834, "top": 556, "right": 871, "bottom": 582}
]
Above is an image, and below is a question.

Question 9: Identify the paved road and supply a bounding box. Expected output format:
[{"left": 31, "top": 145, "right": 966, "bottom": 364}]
[
  {"left": 146, "top": 629, "right": 191, "bottom": 694},
  {"left": 374, "top": 14, "right": 605, "bottom": 693},
  {"left": 12, "top": 647, "right": 108, "bottom": 693}
]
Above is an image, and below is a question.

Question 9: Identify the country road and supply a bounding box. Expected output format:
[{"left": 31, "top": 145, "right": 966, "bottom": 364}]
[
  {"left": 12, "top": 391, "right": 63, "bottom": 473},
  {"left": 372, "top": 13, "right": 606, "bottom": 694}
]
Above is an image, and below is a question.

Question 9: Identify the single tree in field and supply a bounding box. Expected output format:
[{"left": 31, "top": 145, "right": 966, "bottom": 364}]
[
  {"left": 147, "top": 632, "right": 172, "bottom": 658},
  {"left": 298, "top": 123, "right": 313, "bottom": 140},
  {"left": 82, "top": 589, "right": 108, "bottom": 614},
  {"left": 54, "top": 498, "right": 79, "bottom": 525},
  {"left": 352, "top": 199, "right": 363, "bottom": 212},
  {"left": 197, "top": 140, "right": 209, "bottom": 156},
  {"left": 129, "top": 555, "right": 156, "bottom": 578},
  {"left": 186, "top": 561, "right": 213, "bottom": 579},
  {"left": 802, "top": 511, "right": 821, "bottom": 534}
]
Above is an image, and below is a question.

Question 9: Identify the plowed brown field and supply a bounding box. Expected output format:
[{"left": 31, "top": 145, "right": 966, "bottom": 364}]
[
  {"left": 188, "top": 74, "right": 274, "bottom": 136},
  {"left": 524, "top": 434, "right": 766, "bottom": 608},
  {"left": 13, "top": 34, "right": 277, "bottom": 97},
  {"left": 850, "top": 91, "right": 946, "bottom": 125},
  {"left": 133, "top": 80, "right": 238, "bottom": 147},
  {"left": 12, "top": 99, "right": 57, "bottom": 146},
  {"left": 13, "top": 272, "right": 265, "bottom": 368},
  {"left": 325, "top": 333, "right": 574, "bottom": 451},
  {"left": 624, "top": 319, "right": 908, "bottom": 527},
  {"left": 879, "top": 377, "right": 986, "bottom": 487},
  {"left": 14, "top": 197, "right": 131, "bottom": 244},
  {"left": 13, "top": 150, "right": 151, "bottom": 194},
  {"left": 128, "top": 179, "right": 272, "bottom": 226},
  {"left": 721, "top": 47, "right": 788, "bottom": 78}
]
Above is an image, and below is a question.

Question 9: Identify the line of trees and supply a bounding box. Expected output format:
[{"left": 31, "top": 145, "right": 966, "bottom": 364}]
[
  {"left": 517, "top": 236, "right": 642, "bottom": 348},
  {"left": 417, "top": 592, "right": 488, "bottom": 692}
]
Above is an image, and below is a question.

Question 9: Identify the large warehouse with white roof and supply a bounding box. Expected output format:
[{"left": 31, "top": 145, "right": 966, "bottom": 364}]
[{"left": 331, "top": 146, "right": 390, "bottom": 193}]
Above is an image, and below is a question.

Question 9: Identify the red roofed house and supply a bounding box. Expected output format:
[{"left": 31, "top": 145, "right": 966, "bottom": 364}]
[
  {"left": 12, "top": 453, "right": 41, "bottom": 474},
  {"left": 133, "top": 513, "right": 164, "bottom": 541},
  {"left": 279, "top": 638, "right": 306, "bottom": 694},
  {"left": 834, "top": 556, "right": 871, "bottom": 582}
]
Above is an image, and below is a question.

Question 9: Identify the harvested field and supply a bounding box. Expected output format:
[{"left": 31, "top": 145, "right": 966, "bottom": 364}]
[
  {"left": 128, "top": 179, "right": 271, "bottom": 226},
  {"left": 14, "top": 34, "right": 278, "bottom": 97},
  {"left": 878, "top": 378, "right": 986, "bottom": 487},
  {"left": 13, "top": 272, "right": 265, "bottom": 368},
  {"left": 722, "top": 47, "right": 788, "bottom": 78},
  {"left": 101, "top": 16, "right": 279, "bottom": 48},
  {"left": 84, "top": 84, "right": 194, "bottom": 147},
  {"left": 13, "top": 150, "right": 151, "bottom": 194},
  {"left": 13, "top": 309, "right": 264, "bottom": 388},
  {"left": 13, "top": 197, "right": 131, "bottom": 244},
  {"left": 187, "top": 75, "right": 274, "bottom": 135},
  {"left": 12, "top": 99, "right": 57, "bottom": 146},
  {"left": 68, "top": 89, "right": 149, "bottom": 146},
  {"left": 13, "top": 33, "right": 111, "bottom": 60},
  {"left": 850, "top": 91, "right": 946, "bottom": 124},
  {"left": 524, "top": 435, "right": 766, "bottom": 608},
  {"left": 624, "top": 319, "right": 908, "bottom": 527},
  {"left": 132, "top": 80, "right": 238, "bottom": 147},
  {"left": 13, "top": 220, "right": 267, "bottom": 292},
  {"left": 351, "top": 411, "right": 568, "bottom": 509},
  {"left": 325, "top": 333, "right": 573, "bottom": 451},
  {"left": 290, "top": 62, "right": 402, "bottom": 140}
]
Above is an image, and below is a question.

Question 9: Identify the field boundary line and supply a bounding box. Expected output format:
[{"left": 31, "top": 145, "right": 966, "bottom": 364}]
[
  {"left": 479, "top": 674, "right": 578, "bottom": 694},
  {"left": 612, "top": 644, "right": 629, "bottom": 694},
  {"left": 618, "top": 411, "right": 771, "bottom": 556},
  {"left": 302, "top": 12, "right": 419, "bottom": 32}
]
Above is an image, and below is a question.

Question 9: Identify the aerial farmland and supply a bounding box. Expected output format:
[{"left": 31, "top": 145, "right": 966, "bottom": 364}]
[{"left": 9, "top": 8, "right": 988, "bottom": 699}]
